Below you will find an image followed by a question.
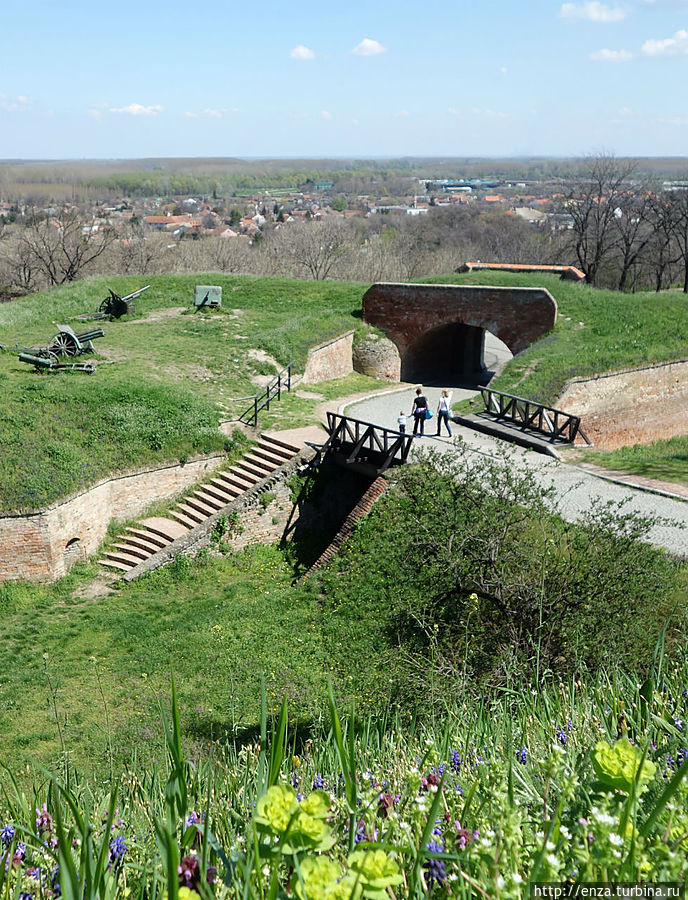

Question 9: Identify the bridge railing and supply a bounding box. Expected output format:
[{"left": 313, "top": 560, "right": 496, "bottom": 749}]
[
  {"left": 478, "top": 387, "right": 590, "bottom": 445},
  {"left": 325, "top": 412, "right": 414, "bottom": 472}
]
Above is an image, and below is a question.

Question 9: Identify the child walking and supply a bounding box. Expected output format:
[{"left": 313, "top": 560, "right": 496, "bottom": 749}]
[{"left": 397, "top": 411, "right": 407, "bottom": 434}]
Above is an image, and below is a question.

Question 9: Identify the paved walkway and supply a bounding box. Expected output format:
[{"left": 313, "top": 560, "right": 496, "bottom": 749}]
[{"left": 341, "top": 385, "right": 688, "bottom": 558}]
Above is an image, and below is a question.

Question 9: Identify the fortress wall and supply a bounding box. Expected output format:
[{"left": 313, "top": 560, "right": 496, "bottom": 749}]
[
  {"left": 0, "top": 454, "right": 225, "bottom": 582},
  {"left": 302, "top": 331, "right": 354, "bottom": 384}
]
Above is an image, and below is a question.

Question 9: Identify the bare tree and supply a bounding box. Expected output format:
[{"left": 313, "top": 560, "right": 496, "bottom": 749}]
[
  {"left": 18, "top": 208, "right": 115, "bottom": 286},
  {"left": 113, "top": 219, "right": 166, "bottom": 275},
  {"left": 561, "top": 154, "right": 638, "bottom": 286},
  {"left": 666, "top": 185, "right": 688, "bottom": 293},
  {"left": 279, "top": 218, "right": 351, "bottom": 280},
  {"left": 643, "top": 193, "right": 679, "bottom": 293},
  {"left": 609, "top": 184, "right": 654, "bottom": 292}
]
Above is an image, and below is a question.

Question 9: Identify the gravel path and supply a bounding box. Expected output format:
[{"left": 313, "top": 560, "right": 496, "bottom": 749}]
[{"left": 342, "top": 385, "right": 688, "bottom": 558}]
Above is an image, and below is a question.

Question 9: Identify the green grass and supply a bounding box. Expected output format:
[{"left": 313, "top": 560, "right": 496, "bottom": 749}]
[
  {"left": 2, "top": 270, "right": 688, "bottom": 509},
  {"left": 0, "top": 274, "right": 370, "bottom": 511},
  {"left": 584, "top": 434, "right": 688, "bottom": 487}
]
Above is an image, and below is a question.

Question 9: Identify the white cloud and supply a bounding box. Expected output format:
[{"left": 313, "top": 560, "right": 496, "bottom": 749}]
[
  {"left": 559, "top": 2, "right": 627, "bottom": 21},
  {"left": 642, "top": 28, "right": 688, "bottom": 55},
  {"left": 589, "top": 47, "right": 633, "bottom": 60},
  {"left": 352, "top": 38, "right": 387, "bottom": 56},
  {"left": 321, "top": 110, "right": 332, "bottom": 119},
  {"left": 471, "top": 107, "right": 508, "bottom": 118},
  {"left": 0, "top": 94, "right": 31, "bottom": 112},
  {"left": 447, "top": 107, "right": 462, "bottom": 116},
  {"left": 290, "top": 44, "right": 315, "bottom": 60},
  {"left": 110, "top": 103, "right": 163, "bottom": 116},
  {"left": 500, "top": 66, "right": 508, "bottom": 74},
  {"left": 395, "top": 109, "right": 410, "bottom": 117}
]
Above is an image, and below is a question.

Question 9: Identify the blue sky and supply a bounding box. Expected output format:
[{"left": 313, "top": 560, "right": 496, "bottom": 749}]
[{"left": 1, "top": 0, "right": 688, "bottom": 159}]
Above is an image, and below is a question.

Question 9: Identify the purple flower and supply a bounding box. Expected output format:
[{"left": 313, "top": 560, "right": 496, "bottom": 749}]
[
  {"left": 108, "top": 835, "right": 127, "bottom": 867},
  {"left": 0, "top": 826, "right": 15, "bottom": 848},
  {"left": 557, "top": 728, "right": 567, "bottom": 747},
  {"left": 423, "top": 840, "right": 446, "bottom": 885},
  {"left": 450, "top": 750, "right": 462, "bottom": 774},
  {"left": 517, "top": 746, "right": 527, "bottom": 765},
  {"left": 186, "top": 812, "right": 200, "bottom": 827},
  {"left": 35, "top": 805, "right": 52, "bottom": 835},
  {"left": 312, "top": 773, "right": 325, "bottom": 790},
  {"left": 178, "top": 855, "right": 200, "bottom": 890}
]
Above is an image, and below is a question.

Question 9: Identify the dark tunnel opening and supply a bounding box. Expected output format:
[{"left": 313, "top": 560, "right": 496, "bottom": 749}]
[{"left": 401, "top": 322, "right": 489, "bottom": 386}]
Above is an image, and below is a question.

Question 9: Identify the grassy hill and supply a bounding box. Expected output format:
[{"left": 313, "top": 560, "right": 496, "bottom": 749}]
[{"left": 2, "top": 271, "right": 688, "bottom": 511}]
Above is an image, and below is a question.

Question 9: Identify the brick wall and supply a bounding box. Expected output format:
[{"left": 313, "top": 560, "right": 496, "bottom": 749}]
[
  {"left": 0, "top": 454, "right": 225, "bottom": 582},
  {"left": 302, "top": 331, "right": 354, "bottom": 384},
  {"left": 557, "top": 358, "right": 688, "bottom": 450},
  {"left": 361, "top": 283, "right": 557, "bottom": 376}
]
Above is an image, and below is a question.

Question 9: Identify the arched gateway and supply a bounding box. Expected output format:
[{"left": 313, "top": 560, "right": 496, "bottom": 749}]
[{"left": 361, "top": 283, "right": 557, "bottom": 382}]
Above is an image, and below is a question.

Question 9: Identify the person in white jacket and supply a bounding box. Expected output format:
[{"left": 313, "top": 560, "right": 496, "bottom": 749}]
[{"left": 436, "top": 389, "right": 453, "bottom": 437}]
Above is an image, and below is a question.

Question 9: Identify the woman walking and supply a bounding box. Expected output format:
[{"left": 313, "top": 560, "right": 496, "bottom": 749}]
[
  {"left": 436, "top": 389, "right": 453, "bottom": 437},
  {"left": 410, "top": 387, "right": 428, "bottom": 437}
]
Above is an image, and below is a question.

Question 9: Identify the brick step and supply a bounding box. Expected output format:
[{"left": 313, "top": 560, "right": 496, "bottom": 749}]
[
  {"left": 233, "top": 459, "right": 269, "bottom": 480},
  {"left": 173, "top": 502, "right": 207, "bottom": 524},
  {"left": 140, "top": 517, "right": 189, "bottom": 542},
  {"left": 99, "top": 558, "right": 133, "bottom": 572},
  {"left": 252, "top": 443, "right": 293, "bottom": 468},
  {"left": 111, "top": 541, "right": 151, "bottom": 561},
  {"left": 261, "top": 433, "right": 301, "bottom": 455},
  {"left": 121, "top": 532, "right": 165, "bottom": 555},
  {"left": 205, "top": 478, "right": 241, "bottom": 502},
  {"left": 225, "top": 466, "right": 261, "bottom": 486},
  {"left": 168, "top": 510, "right": 200, "bottom": 529},
  {"left": 242, "top": 453, "right": 277, "bottom": 475},
  {"left": 103, "top": 550, "right": 141, "bottom": 568},
  {"left": 124, "top": 525, "right": 170, "bottom": 548},
  {"left": 192, "top": 489, "right": 226, "bottom": 511},
  {"left": 182, "top": 495, "right": 218, "bottom": 518}
]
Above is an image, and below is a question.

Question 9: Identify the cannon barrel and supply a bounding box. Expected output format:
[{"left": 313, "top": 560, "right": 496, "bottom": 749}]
[
  {"left": 19, "top": 352, "right": 53, "bottom": 368},
  {"left": 74, "top": 327, "right": 105, "bottom": 342},
  {"left": 120, "top": 284, "right": 150, "bottom": 302}
]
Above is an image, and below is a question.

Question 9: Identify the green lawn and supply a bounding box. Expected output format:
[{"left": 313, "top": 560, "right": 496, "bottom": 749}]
[
  {"left": 584, "top": 434, "right": 688, "bottom": 487},
  {"left": 0, "top": 274, "right": 375, "bottom": 511}
]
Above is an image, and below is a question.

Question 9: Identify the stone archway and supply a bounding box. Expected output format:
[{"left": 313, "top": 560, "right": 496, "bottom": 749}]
[{"left": 361, "top": 282, "right": 557, "bottom": 382}]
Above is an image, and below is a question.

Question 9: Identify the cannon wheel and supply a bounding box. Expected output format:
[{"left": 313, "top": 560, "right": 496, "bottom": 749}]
[
  {"left": 98, "top": 298, "right": 112, "bottom": 314},
  {"left": 36, "top": 348, "right": 59, "bottom": 364},
  {"left": 50, "top": 331, "right": 79, "bottom": 356}
]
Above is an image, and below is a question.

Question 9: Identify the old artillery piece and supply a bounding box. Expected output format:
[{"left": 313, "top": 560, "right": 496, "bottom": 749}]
[
  {"left": 87, "top": 284, "right": 150, "bottom": 320},
  {"left": 17, "top": 323, "right": 105, "bottom": 373}
]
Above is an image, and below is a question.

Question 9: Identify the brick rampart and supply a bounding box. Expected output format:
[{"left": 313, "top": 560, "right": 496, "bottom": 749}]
[
  {"left": 0, "top": 454, "right": 225, "bottom": 582},
  {"left": 361, "top": 283, "right": 557, "bottom": 380},
  {"left": 302, "top": 331, "right": 354, "bottom": 384}
]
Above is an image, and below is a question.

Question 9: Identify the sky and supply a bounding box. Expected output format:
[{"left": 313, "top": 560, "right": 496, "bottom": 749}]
[{"left": 2, "top": 0, "right": 688, "bottom": 160}]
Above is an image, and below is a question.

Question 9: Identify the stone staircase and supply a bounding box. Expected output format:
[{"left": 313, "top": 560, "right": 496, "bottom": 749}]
[{"left": 99, "top": 433, "right": 301, "bottom": 574}]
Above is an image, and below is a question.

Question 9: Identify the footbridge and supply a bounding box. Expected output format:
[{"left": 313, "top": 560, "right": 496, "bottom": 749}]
[{"left": 361, "top": 282, "right": 557, "bottom": 382}]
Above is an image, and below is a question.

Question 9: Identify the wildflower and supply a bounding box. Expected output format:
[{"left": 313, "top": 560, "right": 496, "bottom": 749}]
[
  {"left": 186, "top": 812, "right": 200, "bottom": 827},
  {"left": 423, "top": 839, "right": 447, "bottom": 886},
  {"left": 675, "top": 717, "right": 684, "bottom": 732},
  {"left": 178, "top": 855, "right": 200, "bottom": 891},
  {"left": 312, "top": 773, "right": 325, "bottom": 790},
  {"left": 556, "top": 728, "right": 567, "bottom": 747},
  {"left": 51, "top": 866, "right": 61, "bottom": 898},
  {"left": 449, "top": 750, "right": 462, "bottom": 773},
  {"left": 517, "top": 746, "right": 527, "bottom": 765},
  {"left": 0, "top": 825, "right": 15, "bottom": 847},
  {"left": 108, "top": 835, "right": 127, "bottom": 868},
  {"left": 377, "top": 793, "right": 395, "bottom": 818},
  {"left": 35, "top": 805, "right": 53, "bottom": 835}
]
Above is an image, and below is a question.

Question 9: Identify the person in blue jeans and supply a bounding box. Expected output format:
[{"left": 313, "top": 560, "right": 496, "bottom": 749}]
[
  {"left": 436, "top": 389, "right": 453, "bottom": 437},
  {"left": 410, "top": 387, "right": 428, "bottom": 436}
]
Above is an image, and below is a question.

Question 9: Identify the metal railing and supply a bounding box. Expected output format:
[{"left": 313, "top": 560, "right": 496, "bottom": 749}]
[
  {"left": 238, "top": 361, "right": 295, "bottom": 426},
  {"left": 478, "top": 387, "right": 590, "bottom": 444},
  {"left": 324, "top": 412, "right": 414, "bottom": 473}
]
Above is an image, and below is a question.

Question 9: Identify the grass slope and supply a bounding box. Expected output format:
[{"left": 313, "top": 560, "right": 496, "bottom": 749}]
[{"left": 0, "top": 274, "right": 372, "bottom": 511}]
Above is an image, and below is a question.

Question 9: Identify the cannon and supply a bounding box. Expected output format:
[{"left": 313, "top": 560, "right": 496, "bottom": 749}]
[
  {"left": 18, "top": 352, "right": 96, "bottom": 374},
  {"left": 48, "top": 324, "right": 105, "bottom": 356},
  {"left": 96, "top": 284, "right": 150, "bottom": 319}
]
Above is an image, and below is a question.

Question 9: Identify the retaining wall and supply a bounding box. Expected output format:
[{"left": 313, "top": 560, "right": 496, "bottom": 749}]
[
  {"left": 302, "top": 331, "right": 354, "bottom": 384},
  {"left": 0, "top": 454, "right": 225, "bottom": 582}
]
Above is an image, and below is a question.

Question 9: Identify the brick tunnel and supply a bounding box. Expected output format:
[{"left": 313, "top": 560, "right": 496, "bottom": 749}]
[{"left": 361, "top": 283, "right": 557, "bottom": 383}]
